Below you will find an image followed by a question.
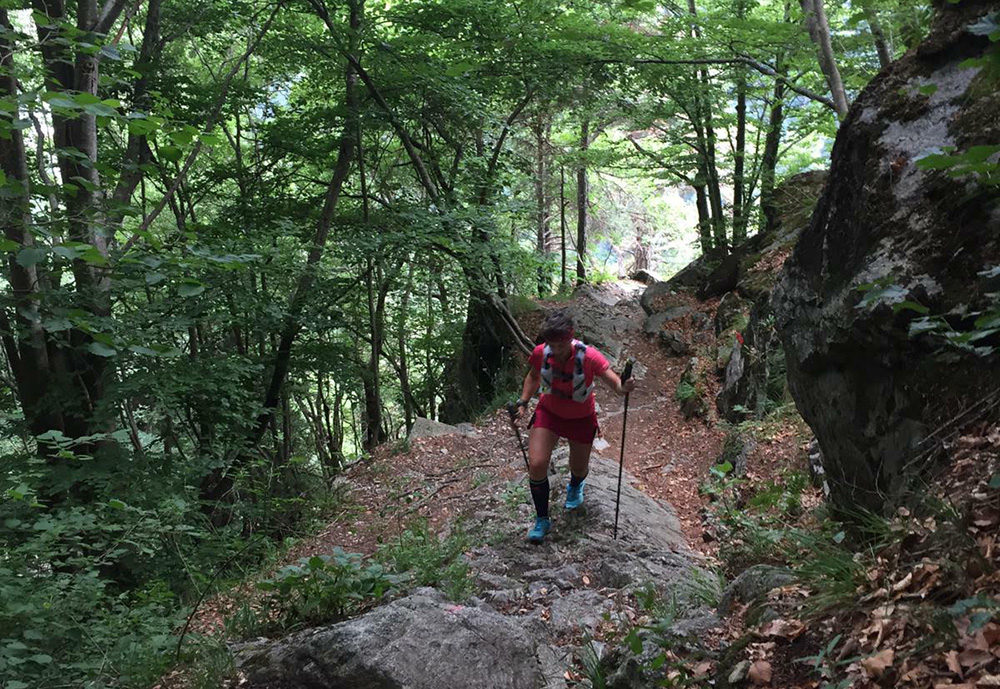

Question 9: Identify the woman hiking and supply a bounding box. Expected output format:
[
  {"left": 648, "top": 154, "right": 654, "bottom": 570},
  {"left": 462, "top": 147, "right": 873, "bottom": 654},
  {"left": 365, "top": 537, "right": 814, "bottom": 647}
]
[{"left": 512, "top": 311, "right": 636, "bottom": 543}]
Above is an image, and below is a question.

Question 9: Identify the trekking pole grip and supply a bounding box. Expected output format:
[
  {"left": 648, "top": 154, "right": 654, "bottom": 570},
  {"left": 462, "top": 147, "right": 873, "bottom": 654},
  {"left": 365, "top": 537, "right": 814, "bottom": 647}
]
[{"left": 622, "top": 357, "right": 635, "bottom": 383}]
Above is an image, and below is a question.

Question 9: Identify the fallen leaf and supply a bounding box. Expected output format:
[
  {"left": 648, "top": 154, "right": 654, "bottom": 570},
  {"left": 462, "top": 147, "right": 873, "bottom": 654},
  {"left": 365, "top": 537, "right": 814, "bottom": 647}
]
[
  {"left": 958, "top": 649, "right": 992, "bottom": 668},
  {"left": 759, "top": 618, "right": 806, "bottom": 640},
  {"left": 862, "top": 649, "right": 895, "bottom": 678},
  {"left": 977, "top": 675, "right": 1000, "bottom": 687},
  {"left": 749, "top": 660, "right": 772, "bottom": 685},
  {"left": 946, "top": 650, "right": 964, "bottom": 678},
  {"left": 582, "top": 575, "right": 591, "bottom": 586},
  {"left": 892, "top": 572, "right": 914, "bottom": 595},
  {"left": 692, "top": 661, "right": 713, "bottom": 676}
]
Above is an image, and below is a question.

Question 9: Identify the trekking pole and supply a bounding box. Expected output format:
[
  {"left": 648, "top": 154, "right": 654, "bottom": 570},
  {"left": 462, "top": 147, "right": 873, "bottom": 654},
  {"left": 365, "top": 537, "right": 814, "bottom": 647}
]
[
  {"left": 506, "top": 402, "right": 531, "bottom": 472},
  {"left": 613, "top": 358, "right": 635, "bottom": 540}
]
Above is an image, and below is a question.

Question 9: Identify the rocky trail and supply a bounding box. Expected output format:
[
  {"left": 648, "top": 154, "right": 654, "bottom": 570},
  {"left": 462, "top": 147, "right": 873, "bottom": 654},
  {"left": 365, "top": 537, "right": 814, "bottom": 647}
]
[{"left": 195, "top": 281, "right": 755, "bottom": 688}]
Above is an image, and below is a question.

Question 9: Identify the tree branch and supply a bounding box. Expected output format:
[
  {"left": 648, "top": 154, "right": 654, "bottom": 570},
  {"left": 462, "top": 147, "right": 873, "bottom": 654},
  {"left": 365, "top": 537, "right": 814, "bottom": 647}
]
[{"left": 595, "top": 56, "right": 837, "bottom": 111}]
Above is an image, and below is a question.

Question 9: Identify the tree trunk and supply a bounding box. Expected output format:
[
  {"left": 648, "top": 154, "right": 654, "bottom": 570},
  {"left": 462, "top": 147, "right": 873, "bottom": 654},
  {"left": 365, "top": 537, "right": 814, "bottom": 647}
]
[
  {"left": 560, "top": 166, "right": 567, "bottom": 287},
  {"left": 688, "top": 0, "right": 726, "bottom": 253},
  {"left": 760, "top": 2, "right": 792, "bottom": 234},
  {"left": 363, "top": 260, "right": 384, "bottom": 450},
  {"left": 694, "top": 176, "right": 713, "bottom": 255},
  {"left": 397, "top": 262, "right": 416, "bottom": 435},
  {"left": 576, "top": 119, "right": 589, "bottom": 285},
  {"left": 865, "top": 4, "right": 892, "bottom": 69},
  {"left": 732, "top": 0, "right": 748, "bottom": 244},
  {"left": 534, "top": 113, "right": 550, "bottom": 295},
  {"left": 800, "top": 0, "right": 850, "bottom": 118}
]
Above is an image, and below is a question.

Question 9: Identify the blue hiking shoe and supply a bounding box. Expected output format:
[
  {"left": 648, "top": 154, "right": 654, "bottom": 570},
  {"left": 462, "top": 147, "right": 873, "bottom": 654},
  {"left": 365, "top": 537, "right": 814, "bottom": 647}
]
[
  {"left": 565, "top": 480, "right": 585, "bottom": 510},
  {"left": 527, "top": 517, "right": 551, "bottom": 543}
]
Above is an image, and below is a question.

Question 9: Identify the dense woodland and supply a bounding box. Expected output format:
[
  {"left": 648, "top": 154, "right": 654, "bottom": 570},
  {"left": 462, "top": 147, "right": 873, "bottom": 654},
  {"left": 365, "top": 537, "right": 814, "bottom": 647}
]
[{"left": 0, "top": 0, "right": 955, "bottom": 685}]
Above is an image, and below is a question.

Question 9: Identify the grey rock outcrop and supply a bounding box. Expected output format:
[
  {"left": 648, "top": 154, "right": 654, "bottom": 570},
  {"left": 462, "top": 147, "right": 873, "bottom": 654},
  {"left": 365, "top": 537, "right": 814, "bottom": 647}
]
[
  {"left": 659, "top": 330, "right": 693, "bottom": 357},
  {"left": 773, "top": 0, "right": 1000, "bottom": 511},
  {"left": 239, "top": 588, "right": 544, "bottom": 688},
  {"left": 644, "top": 306, "right": 693, "bottom": 335},
  {"left": 408, "top": 417, "right": 477, "bottom": 440}
]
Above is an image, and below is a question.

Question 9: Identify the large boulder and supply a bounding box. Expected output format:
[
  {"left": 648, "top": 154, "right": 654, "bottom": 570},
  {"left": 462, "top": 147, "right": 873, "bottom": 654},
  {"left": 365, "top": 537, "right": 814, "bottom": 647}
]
[
  {"left": 239, "top": 588, "right": 545, "bottom": 689},
  {"left": 408, "top": 417, "right": 477, "bottom": 440},
  {"left": 773, "top": 0, "right": 1000, "bottom": 512}
]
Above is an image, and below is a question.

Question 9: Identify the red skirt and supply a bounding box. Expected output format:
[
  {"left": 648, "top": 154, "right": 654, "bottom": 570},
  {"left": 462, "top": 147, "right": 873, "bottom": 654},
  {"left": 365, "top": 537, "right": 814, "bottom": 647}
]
[{"left": 529, "top": 405, "right": 599, "bottom": 445}]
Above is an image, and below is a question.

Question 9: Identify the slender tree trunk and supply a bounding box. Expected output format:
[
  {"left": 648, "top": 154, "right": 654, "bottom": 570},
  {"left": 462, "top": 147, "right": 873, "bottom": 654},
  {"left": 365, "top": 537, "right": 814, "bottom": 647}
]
[
  {"left": 732, "top": 0, "right": 748, "bottom": 244},
  {"left": 688, "top": 0, "right": 726, "bottom": 253},
  {"left": 576, "top": 119, "right": 589, "bottom": 285},
  {"left": 425, "top": 277, "right": 436, "bottom": 420},
  {"left": 560, "top": 166, "right": 567, "bottom": 287},
  {"left": 363, "top": 260, "right": 384, "bottom": 450},
  {"left": 800, "top": 0, "right": 850, "bottom": 118},
  {"left": 865, "top": 4, "right": 892, "bottom": 69},
  {"left": 398, "top": 261, "right": 416, "bottom": 434},
  {"left": 694, "top": 171, "right": 713, "bottom": 254},
  {"left": 760, "top": 1, "right": 792, "bottom": 234},
  {"left": 534, "top": 113, "right": 550, "bottom": 295}
]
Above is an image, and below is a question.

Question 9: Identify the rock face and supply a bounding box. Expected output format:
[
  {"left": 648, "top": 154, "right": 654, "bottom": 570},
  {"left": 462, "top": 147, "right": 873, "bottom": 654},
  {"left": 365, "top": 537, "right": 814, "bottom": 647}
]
[
  {"left": 559, "top": 285, "right": 644, "bottom": 365},
  {"left": 773, "top": 0, "right": 1000, "bottom": 511},
  {"left": 240, "top": 588, "right": 544, "bottom": 688}
]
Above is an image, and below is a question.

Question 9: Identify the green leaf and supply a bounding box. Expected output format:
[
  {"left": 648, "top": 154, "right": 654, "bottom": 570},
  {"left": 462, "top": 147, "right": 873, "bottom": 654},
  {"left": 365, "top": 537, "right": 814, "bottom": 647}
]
[
  {"left": 27, "top": 653, "right": 53, "bottom": 665},
  {"left": 893, "top": 300, "right": 930, "bottom": 315},
  {"left": 160, "top": 145, "right": 183, "bottom": 163},
  {"left": 88, "top": 342, "right": 117, "bottom": 357},
  {"left": 108, "top": 498, "right": 127, "bottom": 510},
  {"left": 909, "top": 317, "right": 941, "bottom": 336},
  {"left": 53, "top": 244, "right": 85, "bottom": 260},
  {"left": 16, "top": 246, "right": 47, "bottom": 267},
  {"left": 100, "top": 44, "right": 122, "bottom": 61},
  {"left": 989, "top": 474, "right": 1000, "bottom": 489},
  {"left": 0, "top": 238, "right": 19, "bottom": 252},
  {"left": 42, "top": 91, "right": 79, "bottom": 109},
  {"left": 625, "top": 628, "right": 643, "bottom": 655},
  {"left": 128, "top": 118, "right": 160, "bottom": 136},
  {"left": 145, "top": 271, "right": 167, "bottom": 285},
  {"left": 970, "top": 610, "right": 994, "bottom": 633},
  {"left": 178, "top": 280, "right": 205, "bottom": 297},
  {"left": 43, "top": 317, "right": 73, "bottom": 332},
  {"left": 169, "top": 128, "right": 196, "bottom": 146}
]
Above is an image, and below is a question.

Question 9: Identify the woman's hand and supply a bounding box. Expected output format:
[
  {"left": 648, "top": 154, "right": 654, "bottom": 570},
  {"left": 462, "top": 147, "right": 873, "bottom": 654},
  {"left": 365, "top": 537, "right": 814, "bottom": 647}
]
[{"left": 620, "top": 378, "right": 636, "bottom": 395}]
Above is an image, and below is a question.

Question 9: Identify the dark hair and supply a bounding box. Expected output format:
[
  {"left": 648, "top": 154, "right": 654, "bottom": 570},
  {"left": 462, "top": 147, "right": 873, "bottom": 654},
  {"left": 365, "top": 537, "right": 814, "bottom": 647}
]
[{"left": 539, "top": 311, "right": 574, "bottom": 341}]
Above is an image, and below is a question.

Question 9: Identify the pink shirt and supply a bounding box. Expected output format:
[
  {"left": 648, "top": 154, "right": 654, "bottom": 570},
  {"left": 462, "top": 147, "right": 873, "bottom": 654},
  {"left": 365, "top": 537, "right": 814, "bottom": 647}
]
[{"left": 529, "top": 342, "right": 610, "bottom": 419}]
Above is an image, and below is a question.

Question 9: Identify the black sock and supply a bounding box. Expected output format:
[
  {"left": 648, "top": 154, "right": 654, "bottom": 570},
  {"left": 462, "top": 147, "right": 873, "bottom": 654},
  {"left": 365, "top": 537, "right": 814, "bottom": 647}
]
[
  {"left": 529, "top": 477, "right": 550, "bottom": 519},
  {"left": 570, "top": 472, "right": 587, "bottom": 487}
]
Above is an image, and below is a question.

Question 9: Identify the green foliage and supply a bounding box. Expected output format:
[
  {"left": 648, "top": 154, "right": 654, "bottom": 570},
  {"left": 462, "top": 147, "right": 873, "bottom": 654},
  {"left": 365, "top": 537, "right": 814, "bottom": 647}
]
[
  {"left": 675, "top": 379, "right": 698, "bottom": 403},
  {"left": 257, "top": 549, "right": 391, "bottom": 630},
  {"left": 376, "top": 520, "right": 473, "bottom": 601}
]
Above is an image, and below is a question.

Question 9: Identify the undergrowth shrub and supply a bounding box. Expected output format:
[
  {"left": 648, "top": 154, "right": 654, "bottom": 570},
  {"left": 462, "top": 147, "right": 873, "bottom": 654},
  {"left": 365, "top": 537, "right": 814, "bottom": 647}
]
[
  {"left": 377, "top": 519, "right": 473, "bottom": 600},
  {"left": 257, "top": 549, "right": 392, "bottom": 631}
]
